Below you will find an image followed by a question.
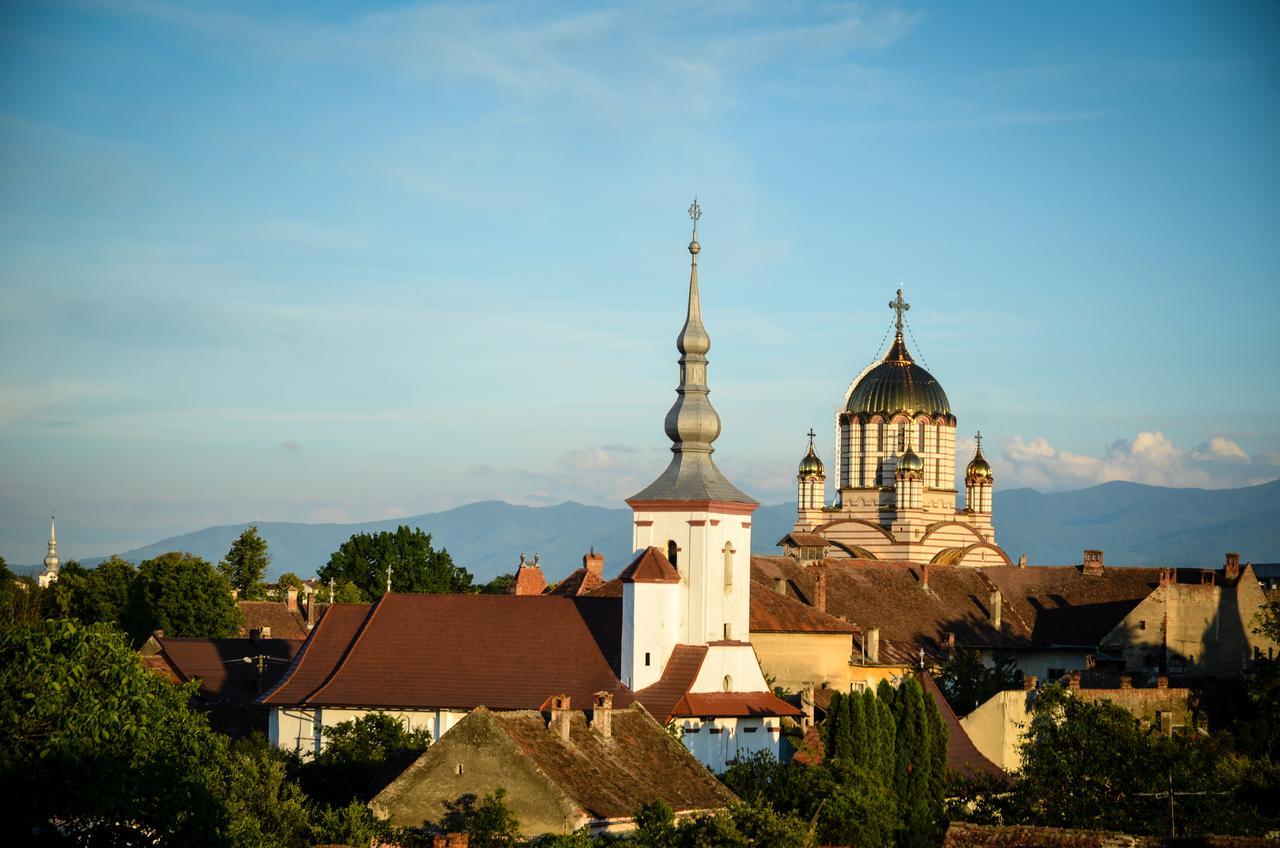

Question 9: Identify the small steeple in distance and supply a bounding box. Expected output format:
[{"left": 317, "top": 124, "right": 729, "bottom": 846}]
[
  {"left": 629, "top": 200, "right": 756, "bottom": 506},
  {"left": 38, "top": 512, "right": 60, "bottom": 588}
]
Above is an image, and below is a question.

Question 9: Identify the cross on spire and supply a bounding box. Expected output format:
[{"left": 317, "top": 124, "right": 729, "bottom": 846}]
[
  {"left": 807, "top": 428, "right": 816, "bottom": 449},
  {"left": 975, "top": 430, "right": 983, "bottom": 451},
  {"left": 688, "top": 197, "right": 701, "bottom": 239},
  {"left": 385, "top": 562, "right": 393, "bottom": 595},
  {"left": 889, "top": 287, "right": 910, "bottom": 334}
]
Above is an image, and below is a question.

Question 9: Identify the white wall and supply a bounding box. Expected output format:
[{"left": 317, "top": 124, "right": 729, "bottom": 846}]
[
  {"left": 677, "top": 717, "right": 782, "bottom": 773},
  {"left": 269, "top": 705, "right": 466, "bottom": 758}
]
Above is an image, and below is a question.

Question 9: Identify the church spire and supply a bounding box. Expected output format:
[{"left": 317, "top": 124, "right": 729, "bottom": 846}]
[
  {"left": 886, "top": 287, "right": 914, "bottom": 363},
  {"left": 44, "top": 512, "right": 59, "bottom": 572},
  {"left": 628, "top": 200, "right": 755, "bottom": 506}
]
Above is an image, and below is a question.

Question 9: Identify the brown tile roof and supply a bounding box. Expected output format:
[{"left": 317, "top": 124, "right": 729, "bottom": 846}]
[
  {"left": 512, "top": 564, "right": 547, "bottom": 596},
  {"left": 673, "top": 692, "right": 803, "bottom": 718},
  {"left": 237, "top": 600, "right": 309, "bottom": 640},
  {"left": 978, "top": 565, "right": 1160, "bottom": 647},
  {"left": 918, "top": 672, "right": 1006, "bottom": 782},
  {"left": 586, "top": 576, "right": 624, "bottom": 598},
  {"left": 262, "top": 594, "right": 633, "bottom": 712},
  {"left": 620, "top": 547, "right": 680, "bottom": 584},
  {"left": 549, "top": 566, "right": 606, "bottom": 597},
  {"left": 751, "top": 556, "right": 1025, "bottom": 661},
  {"left": 494, "top": 706, "right": 737, "bottom": 817},
  {"left": 153, "top": 636, "right": 302, "bottom": 704},
  {"left": 750, "top": 583, "right": 857, "bottom": 634},
  {"left": 634, "top": 645, "right": 707, "bottom": 722},
  {"left": 777, "top": 532, "right": 828, "bottom": 547}
]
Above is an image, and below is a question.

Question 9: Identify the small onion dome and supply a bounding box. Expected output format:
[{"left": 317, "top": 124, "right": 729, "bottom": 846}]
[
  {"left": 799, "top": 444, "right": 824, "bottom": 478},
  {"left": 897, "top": 446, "right": 924, "bottom": 476},
  {"left": 967, "top": 450, "right": 993, "bottom": 482},
  {"left": 847, "top": 335, "right": 951, "bottom": 419}
]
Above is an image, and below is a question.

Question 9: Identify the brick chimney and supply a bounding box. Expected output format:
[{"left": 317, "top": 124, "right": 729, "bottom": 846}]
[
  {"left": 513, "top": 553, "right": 548, "bottom": 596},
  {"left": 590, "top": 691, "right": 613, "bottom": 739},
  {"left": 866, "top": 627, "right": 881, "bottom": 664},
  {"left": 801, "top": 686, "right": 815, "bottom": 729},
  {"left": 1119, "top": 675, "right": 1132, "bottom": 690},
  {"left": 1068, "top": 671, "right": 1081, "bottom": 690},
  {"left": 1083, "top": 549, "right": 1104, "bottom": 575},
  {"left": 774, "top": 577, "right": 786, "bottom": 595},
  {"left": 921, "top": 563, "right": 931, "bottom": 592},
  {"left": 1160, "top": 568, "right": 1175, "bottom": 587},
  {"left": 813, "top": 568, "right": 828, "bottom": 614},
  {"left": 285, "top": 587, "right": 298, "bottom": 612},
  {"left": 1224, "top": 552, "right": 1241, "bottom": 581},
  {"left": 1157, "top": 676, "right": 1168, "bottom": 690},
  {"left": 584, "top": 548, "right": 604, "bottom": 580},
  {"left": 944, "top": 632, "right": 956, "bottom": 656},
  {"left": 548, "top": 694, "right": 571, "bottom": 741},
  {"left": 1023, "top": 675, "right": 1038, "bottom": 691},
  {"left": 989, "top": 589, "right": 1002, "bottom": 629},
  {"left": 433, "top": 835, "right": 469, "bottom": 848},
  {"left": 305, "top": 588, "right": 316, "bottom": 629},
  {"left": 1018, "top": 554, "right": 1028, "bottom": 569}
]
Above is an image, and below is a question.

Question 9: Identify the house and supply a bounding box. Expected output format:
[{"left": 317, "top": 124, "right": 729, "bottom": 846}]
[{"left": 370, "top": 700, "right": 736, "bottom": 837}]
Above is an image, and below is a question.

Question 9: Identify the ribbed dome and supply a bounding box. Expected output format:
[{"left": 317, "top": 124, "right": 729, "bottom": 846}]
[
  {"left": 898, "top": 446, "right": 924, "bottom": 474},
  {"left": 967, "top": 451, "right": 993, "bottom": 481},
  {"left": 847, "top": 335, "right": 951, "bottom": 419},
  {"left": 798, "top": 444, "right": 824, "bottom": 478}
]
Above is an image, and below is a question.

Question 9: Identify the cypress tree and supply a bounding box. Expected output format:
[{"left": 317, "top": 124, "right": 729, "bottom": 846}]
[
  {"left": 894, "top": 678, "right": 936, "bottom": 848},
  {"left": 877, "top": 677, "right": 897, "bottom": 709},
  {"left": 848, "top": 687, "right": 868, "bottom": 767},
  {"left": 924, "top": 683, "right": 950, "bottom": 824},
  {"left": 825, "top": 692, "right": 854, "bottom": 760}
]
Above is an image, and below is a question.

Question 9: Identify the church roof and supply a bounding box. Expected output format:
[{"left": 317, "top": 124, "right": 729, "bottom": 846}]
[
  {"left": 628, "top": 453, "right": 758, "bottom": 505},
  {"left": 618, "top": 547, "right": 680, "bottom": 584},
  {"left": 750, "top": 582, "right": 857, "bottom": 634},
  {"left": 260, "top": 594, "right": 633, "bottom": 711},
  {"left": 144, "top": 635, "right": 303, "bottom": 704},
  {"left": 846, "top": 335, "right": 952, "bottom": 420},
  {"left": 237, "top": 600, "right": 309, "bottom": 640},
  {"left": 633, "top": 645, "right": 708, "bottom": 722}
]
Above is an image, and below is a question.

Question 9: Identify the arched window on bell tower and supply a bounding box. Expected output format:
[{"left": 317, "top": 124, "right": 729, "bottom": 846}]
[{"left": 667, "top": 540, "right": 678, "bottom": 570}]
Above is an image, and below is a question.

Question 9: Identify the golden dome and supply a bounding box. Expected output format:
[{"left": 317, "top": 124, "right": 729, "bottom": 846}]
[
  {"left": 967, "top": 435, "right": 993, "bottom": 482},
  {"left": 798, "top": 430, "right": 824, "bottom": 478},
  {"left": 846, "top": 335, "right": 952, "bottom": 420},
  {"left": 898, "top": 446, "right": 924, "bottom": 474}
]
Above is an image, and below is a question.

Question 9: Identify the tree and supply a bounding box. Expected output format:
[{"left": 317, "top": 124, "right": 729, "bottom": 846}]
[
  {"left": 219, "top": 526, "right": 271, "bottom": 600},
  {"left": 319, "top": 526, "right": 473, "bottom": 601},
  {"left": 276, "top": 571, "right": 304, "bottom": 592},
  {"left": 936, "top": 647, "right": 1021, "bottom": 715},
  {"left": 892, "top": 678, "right": 940, "bottom": 848},
  {"left": 479, "top": 573, "right": 516, "bottom": 595},
  {"left": 429, "top": 789, "right": 520, "bottom": 848},
  {"left": 298, "top": 712, "right": 431, "bottom": 807},
  {"left": 124, "top": 551, "right": 243, "bottom": 643},
  {"left": 0, "top": 618, "right": 235, "bottom": 845},
  {"left": 824, "top": 691, "right": 853, "bottom": 760},
  {"left": 0, "top": 556, "right": 42, "bottom": 627}
]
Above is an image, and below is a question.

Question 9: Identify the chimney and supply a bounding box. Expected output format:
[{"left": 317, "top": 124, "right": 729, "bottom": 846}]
[
  {"left": 1119, "top": 675, "right": 1133, "bottom": 690},
  {"left": 305, "top": 588, "right": 316, "bottom": 629},
  {"left": 1018, "top": 554, "right": 1028, "bottom": 569},
  {"left": 866, "top": 627, "right": 881, "bottom": 664},
  {"left": 1083, "top": 549, "right": 1104, "bottom": 575},
  {"left": 921, "top": 563, "right": 930, "bottom": 592},
  {"left": 584, "top": 548, "right": 604, "bottom": 579},
  {"left": 1160, "top": 568, "right": 1175, "bottom": 587},
  {"left": 989, "top": 590, "right": 1002, "bottom": 629},
  {"left": 801, "top": 686, "right": 815, "bottom": 729},
  {"left": 1224, "top": 553, "right": 1241, "bottom": 581},
  {"left": 774, "top": 577, "right": 786, "bottom": 595},
  {"left": 1200, "top": 569, "right": 1215, "bottom": 587},
  {"left": 433, "top": 835, "right": 469, "bottom": 848},
  {"left": 814, "top": 568, "right": 828, "bottom": 613},
  {"left": 259, "top": 625, "right": 271, "bottom": 640},
  {"left": 152, "top": 629, "right": 165, "bottom": 639},
  {"left": 548, "top": 694, "right": 571, "bottom": 741},
  {"left": 285, "top": 588, "right": 298, "bottom": 612},
  {"left": 1157, "top": 676, "right": 1169, "bottom": 690},
  {"left": 1023, "top": 675, "right": 1037, "bottom": 691},
  {"left": 513, "top": 553, "right": 548, "bottom": 596},
  {"left": 945, "top": 632, "right": 956, "bottom": 654},
  {"left": 590, "top": 691, "right": 612, "bottom": 739},
  {"left": 1068, "top": 672, "right": 1081, "bottom": 690}
]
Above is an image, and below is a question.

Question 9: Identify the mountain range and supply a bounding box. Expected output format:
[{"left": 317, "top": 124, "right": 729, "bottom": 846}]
[{"left": 20, "top": 479, "right": 1279, "bottom": 584}]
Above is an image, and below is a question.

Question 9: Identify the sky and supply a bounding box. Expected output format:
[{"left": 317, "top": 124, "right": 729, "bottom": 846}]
[{"left": 2, "top": 0, "right": 1279, "bottom": 563}]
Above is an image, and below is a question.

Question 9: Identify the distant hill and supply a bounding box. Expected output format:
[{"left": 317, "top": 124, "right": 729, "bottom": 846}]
[{"left": 66, "top": 480, "right": 1279, "bottom": 582}]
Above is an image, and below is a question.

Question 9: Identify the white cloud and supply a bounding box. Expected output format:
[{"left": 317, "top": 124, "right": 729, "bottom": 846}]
[{"left": 993, "top": 431, "right": 1275, "bottom": 491}]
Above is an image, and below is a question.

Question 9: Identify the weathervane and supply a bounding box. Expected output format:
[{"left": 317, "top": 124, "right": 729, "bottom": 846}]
[{"left": 889, "top": 287, "right": 910, "bottom": 334}]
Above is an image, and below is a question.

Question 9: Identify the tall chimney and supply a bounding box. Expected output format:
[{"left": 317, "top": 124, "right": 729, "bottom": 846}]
[
  {"left": 814, "top": 569, "right": 828, "bottom": 613},
  {"left": 801, "top": 686, "right": 815, "bottom": 729},
  {"left": 590, "top": 691, "right": 612, "bottom": 739},
  {"left": 867, "top": 627, "right": 880, "bottom": 664},
  {"left": 774, "top": 577, "right": 786, "bottom": 595},
  {"left": 1225, "top": 552, "right": 1240, "bottom": 581},
  {"left": 286, "top": 588, "right": 298, "bottom": 612},
  {"left": 548, "top": 694, "right": 571, "bottom": 741},
  {"left": 1022, "top": 675, "right": 1037, "bottom": 691},
  {"left": 989, "top": 590, "right": 1002, "bottom": 629},
  {"left": 1083, "top": 549, "right": 1104, "bottom": 575},
  {"left": 921, "top": 563, "right": 930, "bottom": 592},
  {"left": 584, "top": 548, "right": 604, "bottom": 580},
  {"left": 305, "top": 588, "right": 316, "bottom": 629}
]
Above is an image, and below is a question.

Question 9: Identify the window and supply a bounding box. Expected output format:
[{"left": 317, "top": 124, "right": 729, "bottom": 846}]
[
  {"left": 644, "top": 652, "right": 651, "bottom": 667},
  {"left": 723, "top": 622, "right": 733, "bottom": 640},
  {"left": 918, "top": 421, "right": 926, "bottom": 452},
  {"left": 1138, "top": 620, "right": 1146, "bottom": 631},
  {"left": 455, "top": 763, "right": 464, "bottom": 776},
  {"left": 1048, "top": 668, "right": 1065, "bottom": 681},
  {"left": 667, "top": 540, "right": 678, "bottom": 569},
  {"left": 723, "top": 542, "right": 734, "bottom": 589},
  {"left": 723, "top": 674, "right": 733, "bottom": 692}
]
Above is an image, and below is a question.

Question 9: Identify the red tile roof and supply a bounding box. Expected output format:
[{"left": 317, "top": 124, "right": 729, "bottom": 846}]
[
  {"left": 512, "top": 564, "right": 548, "bottom": 596},
  {"left": 750, "top": 584, "right": 856, "bottom": 634},
  {"left": 237, "top": 600, "right": 309, "bottom": 640},
  {"left": 262, "top": 594, "right": 633, "bottom": 712},
  {"left": 634, "top": 645, "right": 707, "bottom": 722},
  {"left": 619, "top": 547, "right": 680, "bottom": 584},
  {"left": 673, "top": 692, "right": 803, "bottom": 718},
  {"left": 918, "top": 672, "right": 1006, "bottom": 781},
  {"left": 549, "top": 566, "right": 606, "bottom": 597},
  {"left": 152, "top": 636, "right": 302, "bottom": 704}
]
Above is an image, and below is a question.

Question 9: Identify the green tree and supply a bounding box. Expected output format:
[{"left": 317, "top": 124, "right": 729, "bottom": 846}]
[
  {"left": 124, "top": 551, "right": 243, "bottom": 643},
  {"left": 0, "top": 557, "right": 42, "bottom": 627},
  {"left": 219, "top": 526, "right": 271, "bottom": 600},
  {"left": 319, "top": 526, "right": 473, "bottom": 601},
  {"left": 813, "top": 759, "right": 898, "bottom": 848},
  {"left": 480, "top": 572, "right": 516, "bottom": 595},
  {"left": 936, "top": 647, "right": 1021, "bottom": 715},
  {"left": 824, "top": 691, "right": 853, "bottom": 760},
  {"left": 847, "top": 688, "right": 868, "bottom": 767},
  {"left": 632, "top": 798, "right": 677, "bottom": 848},
  {"left": 892, "top": 678, "right": 938, "bottom": 848},
  {"left": 431, "top": 789, "right": 520, "bottom": 848},
  {"left": 0, "top": 618, "right": 234, "bottom": 845},
  {"left": 298, "top": 712, "right": 431, "bottom": 807}
]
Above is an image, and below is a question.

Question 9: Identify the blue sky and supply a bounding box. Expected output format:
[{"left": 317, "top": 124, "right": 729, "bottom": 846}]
[{"left": 2, "top": 1, "right": 1278, "bottom": 561}]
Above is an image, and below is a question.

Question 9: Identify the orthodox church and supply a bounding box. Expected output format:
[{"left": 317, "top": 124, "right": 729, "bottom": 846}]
[
  {"left": 781, "top": 291, "right": 1011, "bottom": 567},
  {"left": 37, "top": 513, "right": 60, "bottom": 588}
]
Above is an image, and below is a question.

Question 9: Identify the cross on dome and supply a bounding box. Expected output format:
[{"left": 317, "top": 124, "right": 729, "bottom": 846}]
[
  {"left": 889, "top": 288, "right": 910, "bottom": 334},
  {"left": 807, "top": 428, "right": 816, "bottom": 449}
]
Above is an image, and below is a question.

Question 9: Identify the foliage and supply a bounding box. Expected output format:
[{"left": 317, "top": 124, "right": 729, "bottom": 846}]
[
  {"left": 123, "top": 551, "right": 243, "bottom": 643},
  {"left": 936, "top": 647, "right": 1021, "bottom": 716},
  {"left": 298, "top": 712, "right": 431, "bottom": 807},
  {"left": 0, "top": 618, "right": 234, "bottom": 845},
  {"left": 319, "top": 525, "right": 473, "bottom": 601},
  {"left": 428, "top": 789, "right": 521, "bottom": 848},
  {"left": 480, "top": 572, "right": 517, "bottom": 595},
  {"left": 892, "top": 678, "right": 942, "bottom": 848},
  {"left": 0, "top": 556, "right": 41, "bottom": 626},
  {"left": 632, "top": 799, "right": 677, "bottom": 848},
  {"left": 42, "top": 555, "right": 138, "bottom": 626},
  {"left": 276, "top": 571, "right": 305, "bottom": 592},
  {"left": 219, "top": 526, "right": 271, "bottom": 600},
  {"left": 223, "top": 733, "right": 313, "bottom": 848}
]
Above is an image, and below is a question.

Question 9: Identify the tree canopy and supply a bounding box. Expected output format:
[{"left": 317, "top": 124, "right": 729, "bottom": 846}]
[
  {"left": 218, "top": 526, "right": 271, "bottom": 600},
  {"left": 318, "top": 526, "right": 473, "bottom": 601},
  {"left": 124, "top": 551, "right": 243, "bottom": 643},
  {"left": 936, "top": 647, "right": 1021, "bottom": 715}
]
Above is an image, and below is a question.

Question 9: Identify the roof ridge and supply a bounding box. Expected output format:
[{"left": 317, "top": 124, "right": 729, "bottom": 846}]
[
  {"left": 259, "top": 603, "right": 343, "bottom": 704},
  {"left": 303, "top": 597, "right": 385, "bottom": 704},
  {"left": 973, "top": 569, "right": 1031, "bottom": 638}
]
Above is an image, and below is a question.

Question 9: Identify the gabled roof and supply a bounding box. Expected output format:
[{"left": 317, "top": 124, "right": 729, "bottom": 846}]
[
  {"left": 260, "top": 594, "right": 633, "bottom": 712},
  {"left": 634, "top": 645, "right": 708, "bottom": 722},
  {"left": 145, "top": 636, "right": 302, "bottom": 704},
  {"left": 750, "top": 583, "right": 856, "bottom": 634},
  {"left": 673, "top": 692, "right": 803, "bottom": 718},
  {"left": 372, "top": 705, "right": 736, "bottom": 829},
  {"left": 777, "top": 532, "right": 828, "bottom": 548},
  {"left": 633, "top": 644, "right": 800, "bottom": 721},
  {"left": 619, "top": 547, "right": 680, "bottom": 584},
  {"left": 512, "top": 564, "right": 548, "bottom": 596},
  {"left": 238, "top": 600, "right": 309, "bottom": 640},
  {"left": 978, "top": 565, "right": 1160, "bottom": 647},
  {"left": 549, "top": 566, "right": 606, "bottom": 597},
  {"left": 918, "top": 672, "right": 1006, "bottom": 781}
]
